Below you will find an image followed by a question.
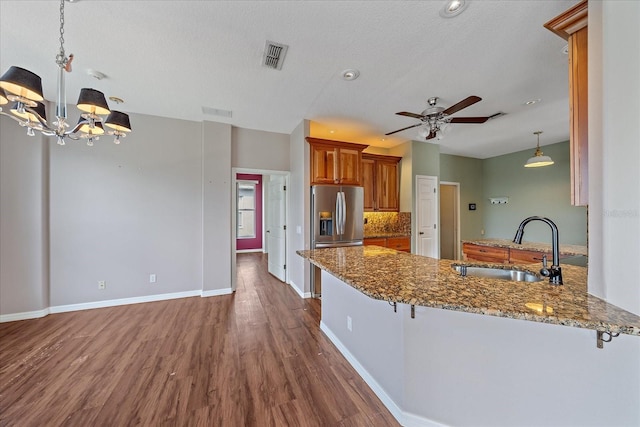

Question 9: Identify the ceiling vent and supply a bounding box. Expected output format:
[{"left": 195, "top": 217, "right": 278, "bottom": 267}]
[
  {"left": 202, "top": 106, "right": 232, "bottom": 118},
  {"left": 263, "top": 41, "right": 289, "bottom": 70}
]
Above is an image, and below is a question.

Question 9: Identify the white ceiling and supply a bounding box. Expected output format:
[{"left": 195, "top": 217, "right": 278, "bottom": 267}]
[{"left": 0, "top": 0, "right": 580, "bottom": 159}]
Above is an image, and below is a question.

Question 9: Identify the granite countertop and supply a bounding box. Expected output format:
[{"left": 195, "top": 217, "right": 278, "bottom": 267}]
[
  {"left": 297, "top": 246, "right": 640, "bottom": 336},
  {"left": 364, "top": 232, "right": 411, "bottom": 239},
  {"left": 464, "top": 238, "right": 588, "bottom": 257}
]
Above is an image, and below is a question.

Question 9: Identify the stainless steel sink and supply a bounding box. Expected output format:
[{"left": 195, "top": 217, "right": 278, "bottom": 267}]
[{"left": 452, "top": 265, "right": 542, "bottom": 282}]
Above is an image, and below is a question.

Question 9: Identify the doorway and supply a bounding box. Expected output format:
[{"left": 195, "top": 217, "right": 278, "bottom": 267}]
[
  {"left": 231, "top": 168, "right": 290, "bottom": 292},
  {"left": 415, "top": 175, "right": 439, "bottom": 258},
  {"left": 236, "top": 174, "right": 263, "bottom": 252},
  {"left": 439, "top": 182, "right": 460, "bottom": 260}
]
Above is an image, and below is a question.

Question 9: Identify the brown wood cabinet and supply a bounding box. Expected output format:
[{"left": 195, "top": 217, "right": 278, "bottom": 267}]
[
  {"left": 306, "top": 137, "right": 368, "bottom": 186},
  {"left": 362, "top": 153, "right": 401, "bottom": 212},
  {"left": 462, "top": 243, "right": 509, "bottom": 264},
  {"left": 545, "top": 0, "right": 588, "bottom": 206},
  {"left": 463, "top": 243, "right": 564, "bottom": 265},
  {"left": 364, "top": 236, "right": 410, "bottom": 253}
]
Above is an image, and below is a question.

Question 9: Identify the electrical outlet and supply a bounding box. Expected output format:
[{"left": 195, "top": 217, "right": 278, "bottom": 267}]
[
  {"left": 149, "top": 274, "right": 156, "bottom": 283},
  {"left": 98, "top": 280, "right": 106, "bottom": 290},
  {"left": 347, "top": 316, "right": 352, "bottom": 332}
]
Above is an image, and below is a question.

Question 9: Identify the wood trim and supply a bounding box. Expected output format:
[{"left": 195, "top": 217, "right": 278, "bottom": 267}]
[
  {"left": 543, "top": 0, "right": 588, "bottom": 40},
  {"left": 305, "top": 137, "right": 369, "bottom": 150},
  {"left": 362, "top": 153, "right": 402, "bottom": 163}
]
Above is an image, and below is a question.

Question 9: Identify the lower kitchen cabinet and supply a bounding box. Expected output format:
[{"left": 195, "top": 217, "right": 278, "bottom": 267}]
[
  {"left": 462, "top": 243, "right": 509, "bottom": 263},
  {"left": 364, "top": 236, "right": 410, "bottom": 253}
]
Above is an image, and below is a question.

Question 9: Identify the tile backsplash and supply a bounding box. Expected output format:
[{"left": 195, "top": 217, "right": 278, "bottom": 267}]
[{"left": 363, "top": 212, "right": 411, "bottom": 235}]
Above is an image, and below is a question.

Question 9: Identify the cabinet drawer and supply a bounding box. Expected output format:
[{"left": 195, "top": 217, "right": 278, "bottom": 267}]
[
  {"left": 509, "top": 249, "right": 549, "bottom": 264},
  {"left": 387, "top": 237, "right": 410, "bottom": 252},
  {"left": 364, "top": 238, "right": 387, "bottom": 247},
  {"left": 462, "top": 243, "right": 508, "bottom": 263}
]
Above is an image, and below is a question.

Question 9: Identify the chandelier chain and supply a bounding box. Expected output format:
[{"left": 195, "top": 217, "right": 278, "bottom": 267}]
[{"left": 55, "top": 0, "right": 67, "bottom": 67}]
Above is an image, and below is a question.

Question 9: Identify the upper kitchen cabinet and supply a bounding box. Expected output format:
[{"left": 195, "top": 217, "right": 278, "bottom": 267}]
[
  {"left": 306, "top": 137, "right": 368, "bottom": 185},
  {"left": 545, "top": 0, "right": 588, "bottom": 206},
  {"left": 362, "top": 153, "right": 401, "bottom": 212}
]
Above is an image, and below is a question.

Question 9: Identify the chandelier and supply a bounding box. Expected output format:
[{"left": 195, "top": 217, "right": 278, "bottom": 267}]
[{"left": 0, "top": 0, "right": 132, "bottom": 146}]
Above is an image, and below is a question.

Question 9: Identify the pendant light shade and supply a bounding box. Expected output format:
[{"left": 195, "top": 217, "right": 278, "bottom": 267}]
[
  {"left": 77, "top": 88, "right": 111, "bottom": 116},
  {"left": 105, "top": 110, "right": 132, "bottom": 132},
  {"left": 76, "top": 117, "right": 105, "bottom": 135},
  {"left": 524, "top": 131, "right": 554, "bottom": 168},
  {"left": 10, "top": 101, "right": 47, "bottom": 123},
  {"left": 0, "top": 66, "right": 44, "bottom": 102},
  {"left": 0, "top": 88, "right": 8, "bottom": 105}
]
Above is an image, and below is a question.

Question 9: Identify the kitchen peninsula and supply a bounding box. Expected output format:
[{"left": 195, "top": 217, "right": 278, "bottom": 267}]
[{"left": 298, "top": 246, "right": 640, "bottom": 426}]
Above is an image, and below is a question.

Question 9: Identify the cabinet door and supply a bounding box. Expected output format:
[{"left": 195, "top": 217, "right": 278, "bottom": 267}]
[
  {"left": 462, "top": 243, "right": 509, "bottom": 263},
  {"left": 338, "top": 147, "right": 362, "bottom": 185},
  {"left": 311, "top": 145, "right": 338, "bottom": 184},
  {"left": 362, "top": 158, "right": 375, "bottom": 211},
  {"left": 376, "top": 160, "right": 399, "bottom": 211},
  {"left": 509, "top": 249, "right": 548, "bottom": 264}
]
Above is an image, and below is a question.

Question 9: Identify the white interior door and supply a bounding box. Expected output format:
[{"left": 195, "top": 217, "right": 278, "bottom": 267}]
[
  {"left": 416, "top": 175, "right": 439, "bottom": 258},
  {"left": 267, "top": 175, "right": 286, "bottom": 281}
]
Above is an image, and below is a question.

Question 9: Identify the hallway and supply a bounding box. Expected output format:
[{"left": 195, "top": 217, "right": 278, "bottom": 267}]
[{"left": 0, "top": 253, "right": 398, "bottom": 426}]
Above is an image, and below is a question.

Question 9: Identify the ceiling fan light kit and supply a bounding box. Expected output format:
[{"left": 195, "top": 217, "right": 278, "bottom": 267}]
[
  {"left": 524, "top": 131, "right": 554, "bottom": 168},
  {"left": 0, "top": 0, "right": 132, "bottom": 146}
]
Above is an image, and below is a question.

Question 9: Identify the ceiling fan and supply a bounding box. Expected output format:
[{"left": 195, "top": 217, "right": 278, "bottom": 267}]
[{"left": 386, "top": 96, "right": 500, "bottom": 139}]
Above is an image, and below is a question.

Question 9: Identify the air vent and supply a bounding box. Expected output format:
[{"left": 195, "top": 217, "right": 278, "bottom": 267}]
[
  {"left": 202, "top": 106, "right": 232, "bottom": 118},
  {"left": 263, "top": 41, "right": 289, "bottom": 70}
]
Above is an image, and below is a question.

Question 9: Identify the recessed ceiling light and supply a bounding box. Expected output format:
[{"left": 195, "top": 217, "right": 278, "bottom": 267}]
[
  {"left": 525, "top": 99, "right": 541, "bottom": 106},
  {"left": 341, "top": 69, "right": 360, "bottom": 81},
  {"left": 329, "top": 130, "right": 335, "bottom": 134},
  {"left": 439, "top": 0, "right": 469, "bottom": 18}
]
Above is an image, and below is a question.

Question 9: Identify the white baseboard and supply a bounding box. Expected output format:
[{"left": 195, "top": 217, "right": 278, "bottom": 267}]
[
  {"left": 319, "top": 321, "right": 447, "bottom": 427},
  {"left": 1, "top": 288, "right": 233, "bottom": 322},
  {"left": 288, "top": 280, "right": 311, "bottom": 299},
  {"left": 50, "top": 290, "right": 203, "bottom": 314},
  {"left": 0, "top": 308, "right": 50, "bottom": 323},
  {"left": 201, "top": 288, "right": 233, "bottom": 297},
  {"left": 236, "top": 249, "right": 263, "bottom": 253}
]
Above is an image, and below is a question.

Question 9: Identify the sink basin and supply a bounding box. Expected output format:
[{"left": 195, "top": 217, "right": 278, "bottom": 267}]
[{"left": 452, "top": 265, "right": 542, "bottom": 283}]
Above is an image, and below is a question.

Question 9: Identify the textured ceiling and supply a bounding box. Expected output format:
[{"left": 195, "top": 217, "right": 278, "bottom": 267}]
[{"left": 0, "top": 0, "right": 580, "bottom": 158}]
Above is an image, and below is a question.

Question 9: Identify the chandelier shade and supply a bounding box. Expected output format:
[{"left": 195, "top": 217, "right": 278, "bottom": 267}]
[
  {"left": 77, "top": 88, "right": 111, "bottom": 116},
  {"left": 105, "top": 111, "right": 132, "bottom": 133},
  {"left": 11, "top": 101, "right": 47, "bottom": 123},
  {"left": 76, "top": 117, "right": 105, "bottom": 135},
  {"left": 0, "top": 66, "right": 44, "bottom": 103}
]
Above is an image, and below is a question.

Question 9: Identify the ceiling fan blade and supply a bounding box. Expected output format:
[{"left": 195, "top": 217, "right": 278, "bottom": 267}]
[
  {"left": 396, "top": 111, "right": 424, "bottom": 119},
  {"left": 385, "top": 122, "right": 422, "bottom": 136},
  {"left": 442, "top": 96, "right": 482, "bottom": 116},
  {"left": 425, "top": 130, "right": 437, "bottom": 140},
  {"left": 449, "top": 117, "right": 490, "bottom": 124}
]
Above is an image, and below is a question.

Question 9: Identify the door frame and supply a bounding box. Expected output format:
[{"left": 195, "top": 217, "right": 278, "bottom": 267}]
[
  {"left": 231, "top": 168, "right": 290, "bottom": 292},
  {"left": 439, "top": 181, "right": 461, "bottom": 260}
]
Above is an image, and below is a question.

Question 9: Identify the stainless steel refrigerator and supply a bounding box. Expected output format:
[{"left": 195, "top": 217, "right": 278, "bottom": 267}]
[{"left": 310, "top": 185, "right": 364, "bottom": 296}]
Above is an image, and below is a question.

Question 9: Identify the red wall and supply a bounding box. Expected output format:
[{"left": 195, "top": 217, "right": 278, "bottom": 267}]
[{"left": 236, "top": 174, "right": 262, "bottom": 251}]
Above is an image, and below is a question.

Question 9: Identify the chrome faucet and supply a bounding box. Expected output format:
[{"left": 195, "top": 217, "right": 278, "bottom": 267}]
[{"left": 513, "top": 216, "right": 563, "bottom": 285}]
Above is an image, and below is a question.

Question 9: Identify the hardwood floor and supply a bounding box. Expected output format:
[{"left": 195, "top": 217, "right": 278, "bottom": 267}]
[{"left": 0, "top": 253, "right": 399, "bottom": 426}]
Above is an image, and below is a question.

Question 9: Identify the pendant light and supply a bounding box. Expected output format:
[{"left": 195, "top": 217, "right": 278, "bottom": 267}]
[
  {"left": 0, "top": 0, "right": 132, "bottom": 146},
  {"left": 524, "top": 131, "right": 554, "bottom": 168}
]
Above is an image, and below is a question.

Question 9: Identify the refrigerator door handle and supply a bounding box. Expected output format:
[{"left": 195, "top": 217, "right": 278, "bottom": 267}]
[
  {"left": 335, "top": 192, "right": 342, "bottom": 236},
  {"left": 340, "top": 191, "right": 347, "bottom": 235}
]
